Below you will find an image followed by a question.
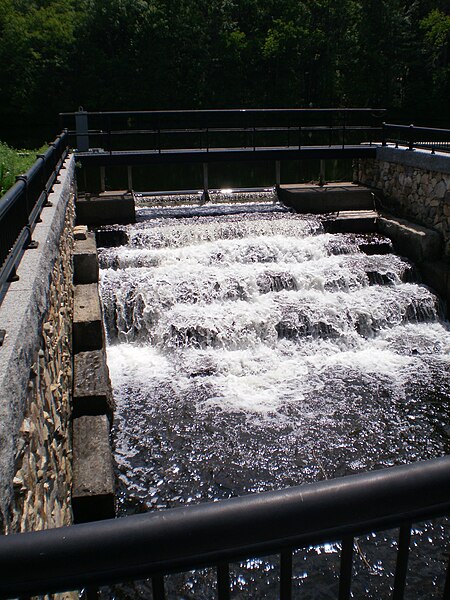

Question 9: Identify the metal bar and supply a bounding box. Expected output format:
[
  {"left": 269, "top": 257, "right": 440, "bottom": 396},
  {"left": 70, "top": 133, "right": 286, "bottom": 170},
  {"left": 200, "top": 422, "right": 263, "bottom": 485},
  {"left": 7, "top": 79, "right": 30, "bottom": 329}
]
[
  {"left": 392, "top": 523, "right": 411, "bottom": 600},
  {"left": 280, "top": 549, "right": 292, "bottom": 600},
  {"left": 60, "top": 108, "right": 387, "bottom": 117},
  {"left": 443, "top": 546, "right": 450, "bottom": 600},
  {"left": 217, "top": 562, "right": 230, "bottom": 600},
  {"left": 1, "top": 457, "right": 450, "bottom": 598},
  {"left": 127, "top": 166, "right": 133, "bottom": 192},
  {"left": 338, "top": 536, "right": 354, "bottom": 600},
  {"left": 152, "top": 575, "right": 165, "bottom": 600},
  {"left": 275, "top": 161, "right": 281, "bottom": 186}
]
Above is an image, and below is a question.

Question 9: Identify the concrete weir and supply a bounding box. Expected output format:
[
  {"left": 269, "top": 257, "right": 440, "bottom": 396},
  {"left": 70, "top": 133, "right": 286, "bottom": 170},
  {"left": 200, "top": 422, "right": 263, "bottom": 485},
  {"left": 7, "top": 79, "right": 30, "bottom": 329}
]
[{"left": 72, "top": 226, "right": 115, "bottom": 523}]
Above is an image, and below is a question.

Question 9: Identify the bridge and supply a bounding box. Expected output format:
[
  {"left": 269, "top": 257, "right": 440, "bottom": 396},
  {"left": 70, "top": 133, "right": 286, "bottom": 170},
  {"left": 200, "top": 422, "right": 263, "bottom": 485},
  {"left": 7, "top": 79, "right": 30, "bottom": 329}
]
[{"left": 1, "top": 108, "right": 450, "bottom": 599}]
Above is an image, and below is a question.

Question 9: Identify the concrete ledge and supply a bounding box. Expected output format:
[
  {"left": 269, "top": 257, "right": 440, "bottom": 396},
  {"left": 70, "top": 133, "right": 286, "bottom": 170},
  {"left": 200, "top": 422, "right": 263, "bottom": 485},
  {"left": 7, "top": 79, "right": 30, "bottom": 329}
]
[
  {"left": 378, "top": 214, "right": 442, "bottom": 263},
  {"left": 73, "top": 284, "right": 103, "bottom": 353},
  {"left": 76, "top": 191, "right": 135, "bottom": 226},
  {"left": 72, "top": 415, "right": 115, "bottom": 523},
  {"left": 322, "top": 210, "right": 378, "bottom": 234},
  {"left": 278, "top": 183, "right": 375, "bottom": 213},
  {"left": 377, "top": 146, "right": 450, "bottom": 175},
  {"left": 74, "top": 233, "right": 99, "bottom": 285},
  {"left": 0, "top": 155, "right": 75, "bottom": 529},
  {"left": 73, "top": 350, "right": 115, "bottom": 421}
]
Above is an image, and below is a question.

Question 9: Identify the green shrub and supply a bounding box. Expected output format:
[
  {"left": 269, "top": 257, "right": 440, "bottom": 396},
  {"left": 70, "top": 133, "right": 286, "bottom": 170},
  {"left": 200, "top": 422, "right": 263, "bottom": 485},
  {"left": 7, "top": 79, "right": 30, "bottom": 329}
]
[{"left": 0, "top": 142, "right": 40, "bottom": 197}]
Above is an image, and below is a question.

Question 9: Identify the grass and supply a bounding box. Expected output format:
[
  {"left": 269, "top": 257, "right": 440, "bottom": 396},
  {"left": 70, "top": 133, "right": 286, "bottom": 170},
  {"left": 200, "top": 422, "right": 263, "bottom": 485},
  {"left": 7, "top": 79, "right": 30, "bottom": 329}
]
[{"left": 0, "top": 141, "right": 46, "bottom": 197}]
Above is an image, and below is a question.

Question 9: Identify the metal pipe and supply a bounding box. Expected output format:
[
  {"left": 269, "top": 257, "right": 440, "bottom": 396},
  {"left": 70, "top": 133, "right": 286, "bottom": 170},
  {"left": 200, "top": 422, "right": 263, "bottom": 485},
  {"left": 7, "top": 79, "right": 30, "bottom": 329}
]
[{"left": 0, "top": 457, "right": 450, "bottom": 598}]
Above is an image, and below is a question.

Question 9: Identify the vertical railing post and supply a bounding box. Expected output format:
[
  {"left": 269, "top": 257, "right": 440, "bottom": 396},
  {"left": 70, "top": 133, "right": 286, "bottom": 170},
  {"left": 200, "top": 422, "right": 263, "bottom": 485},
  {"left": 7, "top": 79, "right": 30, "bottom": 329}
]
[
  {"left": 338, "top": 536, "right": 354, "bottom": 600},
  {"left": 75, "top": 107, "right": 89, "bottom": 152},
  {"left": 217, "top": 562, "right": 230, "bottom": 600},
  {"left": 392, "top": 523, "right": 411, "bottom": 600},
  {"left": 342, "top": 110, "right": 346, "bottom": 150},
  {"left": 152, "top": 575, "right": 166, "bottom": 600},
  {"left": 382, "top": 122, "right": 387, "bottom": 147},
  {"left": 408, "top": 124, "right": 415, "bottom": 151},
  {"left": 275, "top": 160, "right": 281, "bottom": 187},
  {"left": 127, "top": 166, "right": 133, "bottom": 192},
  {"left": 280, "top": 549, "right": 293, "bottom": 600}
]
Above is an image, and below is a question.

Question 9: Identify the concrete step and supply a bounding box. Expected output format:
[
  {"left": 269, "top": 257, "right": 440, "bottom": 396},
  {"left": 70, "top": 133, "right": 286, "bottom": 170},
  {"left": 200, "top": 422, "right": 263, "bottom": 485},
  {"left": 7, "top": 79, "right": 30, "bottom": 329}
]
[{"left": 278, "top": 182, "right": 375, "bottom": 213}]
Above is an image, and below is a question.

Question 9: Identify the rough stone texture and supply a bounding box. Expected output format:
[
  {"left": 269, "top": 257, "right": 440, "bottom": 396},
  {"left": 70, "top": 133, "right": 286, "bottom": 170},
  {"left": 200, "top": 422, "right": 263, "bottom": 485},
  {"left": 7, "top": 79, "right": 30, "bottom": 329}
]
[
  {"left": 73, "top": 284, "right": 103, "bottom": 352},
  {"left": 378, "top": 215, "right": 442, "bottom": 263},
  {"left": 0, "top": 156, "right": 76, "bottom": 534},
  {"left": 72, "top": 415, "right": 115, "bottom": 523},
  {"left": 73, "top": 350, "right": 115, "bottom": 420},
  {"left": 73, "top": 233, "right": 99, "bottom": 285},
  {"left": 354, "top": 148, "right": 450, "bottom": 256}
]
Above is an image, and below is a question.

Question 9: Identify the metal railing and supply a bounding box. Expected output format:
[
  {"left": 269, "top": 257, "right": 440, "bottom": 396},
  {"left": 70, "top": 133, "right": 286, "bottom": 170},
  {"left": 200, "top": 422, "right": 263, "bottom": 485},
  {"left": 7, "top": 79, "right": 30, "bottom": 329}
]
[
  {"left": 0, "top": 131, "right": 69, "bottom": 304},
  {"left": 1, "top": 455, "right": 450, "bottom": 599},
  {"left": 60, "top": 108, "right": 386, "bottom": 154},
  {"left": 383, "top": 123, "right": 450, "bottom": 153}
]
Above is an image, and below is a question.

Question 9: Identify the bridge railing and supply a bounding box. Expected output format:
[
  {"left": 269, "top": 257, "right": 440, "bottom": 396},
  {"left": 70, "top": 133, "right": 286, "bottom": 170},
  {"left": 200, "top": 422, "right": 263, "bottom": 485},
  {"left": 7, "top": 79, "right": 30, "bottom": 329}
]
[
  {"left": 0, "top": 131, "right": 69, "bottom": 304},
  {"left": 383, "top": 123, "right": 450, "bottom": 153},
  {"left": 1, "top": 456, "right": 450, "bottom": 599},
  {"left": 60, "top": 108, "right": 386, "bottom": 154}
]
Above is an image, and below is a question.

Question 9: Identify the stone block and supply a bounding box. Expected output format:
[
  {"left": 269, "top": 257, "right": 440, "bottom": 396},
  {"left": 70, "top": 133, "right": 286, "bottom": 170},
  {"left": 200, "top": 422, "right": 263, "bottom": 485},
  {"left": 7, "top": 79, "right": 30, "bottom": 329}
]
[
  {"left": 76, "top": 191, "right": 135, "bottom": 226},
  {"left": 72, "top": 415, "right": 115, "bottom": 523},
  {"left": 74, "top": 225, "right": 88, "bottom": 240},
  {"left": 73, "top": 284, "right": 103, "bottom": 353},
  {"left": 73, "top": 350, "right": 115, "bottom": 421},
  {"left": 378, "top": 215, "right": 442, "bottom": 263},
  {"left": 73, "top": 232, "right": 99, "bottom": 284},
  {"left": 278, "top": 183, "right": 375, "bottom": 213},
  {"left": 419, "top": 259, "right": 449, "bottom": 299}
]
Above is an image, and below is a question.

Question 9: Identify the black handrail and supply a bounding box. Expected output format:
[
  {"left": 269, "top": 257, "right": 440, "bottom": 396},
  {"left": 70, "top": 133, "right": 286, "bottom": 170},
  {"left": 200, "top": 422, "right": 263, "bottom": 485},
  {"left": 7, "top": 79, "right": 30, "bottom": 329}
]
[
  {"left": 61, "top": 108, "right": 386, "bottom": 155},
  {"left": 0, "top": 131, "right": 69, "bottom": 302},
  {"left": 383, "top": 123, "right": 450, "bottom": 153},
  {"left": 1, "top": 455, "right": 450, "bottom": 599}
]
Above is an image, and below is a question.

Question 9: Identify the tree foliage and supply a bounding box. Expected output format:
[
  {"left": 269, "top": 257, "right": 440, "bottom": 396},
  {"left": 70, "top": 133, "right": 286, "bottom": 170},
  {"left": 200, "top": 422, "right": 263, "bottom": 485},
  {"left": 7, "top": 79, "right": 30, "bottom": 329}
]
[{"left": 0, "top": 0, "right": 449, "bottom": 139}]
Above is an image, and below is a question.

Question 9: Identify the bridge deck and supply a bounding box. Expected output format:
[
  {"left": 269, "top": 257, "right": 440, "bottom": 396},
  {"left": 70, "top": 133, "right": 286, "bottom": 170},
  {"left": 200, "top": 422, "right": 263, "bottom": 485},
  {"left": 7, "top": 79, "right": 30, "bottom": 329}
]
[{"left": 75, "top": 144, "right": 378, "bottom": 166}]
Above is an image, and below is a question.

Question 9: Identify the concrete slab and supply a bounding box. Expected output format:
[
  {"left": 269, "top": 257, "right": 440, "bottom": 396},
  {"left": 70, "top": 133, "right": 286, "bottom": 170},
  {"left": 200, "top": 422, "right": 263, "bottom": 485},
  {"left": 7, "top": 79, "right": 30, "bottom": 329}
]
[
  {"left": 73, "top": 284, "right": 103, "bottom": 352},
  {"left": 73, "top": 233, "right": 99, "bottom": 284},
  {"left": 72, "top": 415, "right": 115, "bottom": 522},
  {"left": 76, "top": 191, "right": 135, "bottom": 226},
  {"left": 278, "top": 183, "right": 375, "bottom": 213},
  {"left": 378, "top": 214, "right": 442, "bottom": 263},
  {"left": 73, "top": 350, "right": 114, "bottom": 421},
  {"left": 377, "top": 146, "right": 450, "bottom": 175},
  {"left": 321, "top": 210, "right": 378, "bottom": 233}
]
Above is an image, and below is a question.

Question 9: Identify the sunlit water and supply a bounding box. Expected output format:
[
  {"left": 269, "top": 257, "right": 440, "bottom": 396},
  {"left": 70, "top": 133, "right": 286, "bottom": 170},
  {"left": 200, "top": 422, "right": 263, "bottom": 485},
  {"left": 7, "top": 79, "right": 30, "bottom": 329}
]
[{"left": 98, "top": 196, "right": 450, "bottom": 599}]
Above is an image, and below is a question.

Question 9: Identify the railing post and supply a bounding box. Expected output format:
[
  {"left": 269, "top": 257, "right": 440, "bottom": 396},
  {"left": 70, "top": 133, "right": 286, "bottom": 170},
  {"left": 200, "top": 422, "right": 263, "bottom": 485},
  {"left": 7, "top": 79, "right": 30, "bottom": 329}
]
[
  {"left": 280, "top": 549, "right": 293, "bottom": 600},
  {"left": 75, "top": 107, "right": 89, "bottom": 152},
  {"left": 217, "top": 563, "right": 230, "bottom": 600},
  {"left": 202, "top": 163, "right": 210, "bottom": 203},
  {"left": 392, "top": 523, "right": 411, "bottom": 600},
  {"left": 127, "top": 166, "right": 133, "bottom": 192},
  {"left": 338, "top": 536, "right": 354, "bottom": 600},
  {"left": 275, "top": 160, "right": 281, "bottom": 186},
  {"left": 408, "top": 124, "right": 415, "bottom": 151},
  {"left": 382, "top": 122, "right": 387, "bottom": 147}
]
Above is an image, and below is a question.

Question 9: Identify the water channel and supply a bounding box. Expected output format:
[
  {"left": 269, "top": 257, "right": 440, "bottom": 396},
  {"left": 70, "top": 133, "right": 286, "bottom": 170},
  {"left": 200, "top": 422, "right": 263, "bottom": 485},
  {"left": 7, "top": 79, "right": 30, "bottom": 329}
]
[{"left": 98, "top": 193, "right": 450, "bottom": 599}]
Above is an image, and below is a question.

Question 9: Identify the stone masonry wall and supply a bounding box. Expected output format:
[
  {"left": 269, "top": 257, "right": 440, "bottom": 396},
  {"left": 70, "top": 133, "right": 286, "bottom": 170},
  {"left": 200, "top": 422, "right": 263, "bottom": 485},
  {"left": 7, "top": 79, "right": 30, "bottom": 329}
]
[
  {"left": 355, "top": 157, "right": 450, "bottom": 256},
  {"left": 7, "top": 194, "right": 75, "bottom": 534}
]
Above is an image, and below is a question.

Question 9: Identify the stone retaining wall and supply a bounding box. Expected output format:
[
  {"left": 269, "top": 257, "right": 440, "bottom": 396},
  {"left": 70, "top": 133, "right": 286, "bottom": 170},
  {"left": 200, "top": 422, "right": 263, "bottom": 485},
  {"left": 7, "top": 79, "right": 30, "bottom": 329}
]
[
  {"left": 354, "top": 147, "right": 450, "bottom": 256},
  {"left": 9, "top": 196, "right": 75, "bottom": 533},
  {"left": 0, "top": 156, "right": 76, "bottom": 534}
]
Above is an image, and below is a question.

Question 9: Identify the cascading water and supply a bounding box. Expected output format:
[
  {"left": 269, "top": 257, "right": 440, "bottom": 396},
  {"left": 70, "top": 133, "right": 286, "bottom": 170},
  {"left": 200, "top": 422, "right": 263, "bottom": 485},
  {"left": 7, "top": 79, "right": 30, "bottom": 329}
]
[{"left": 99, "top": 196, "right": 450, "bottom": 599}]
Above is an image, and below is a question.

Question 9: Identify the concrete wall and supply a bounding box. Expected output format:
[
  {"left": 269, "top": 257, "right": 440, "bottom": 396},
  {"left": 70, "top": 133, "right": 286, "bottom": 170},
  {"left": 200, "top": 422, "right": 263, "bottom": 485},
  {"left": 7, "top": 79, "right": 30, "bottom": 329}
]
[
  {"left": 354, "top": 146, "right": 450, "bottom": 256},
  {"left": 0, "top": 156, "right": 76, "bottom": 534}
]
